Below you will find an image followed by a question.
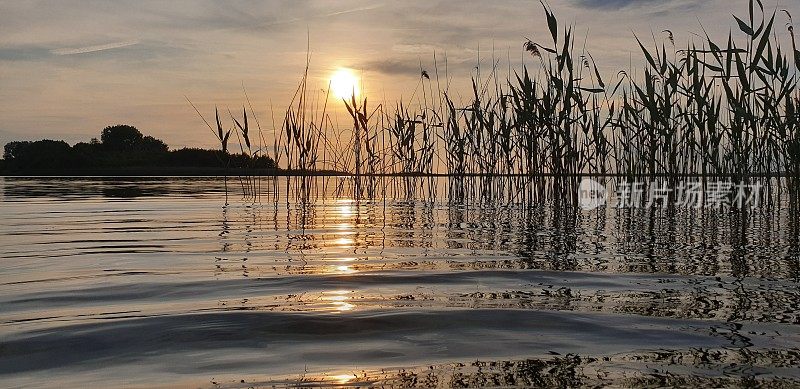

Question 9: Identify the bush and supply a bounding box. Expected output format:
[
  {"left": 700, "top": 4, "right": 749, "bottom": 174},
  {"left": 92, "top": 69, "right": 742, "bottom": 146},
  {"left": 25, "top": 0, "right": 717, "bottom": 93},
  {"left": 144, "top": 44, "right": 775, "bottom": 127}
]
[
  {"left": 3, "top": 140, "right": 82, "bottom": 169},
  {"left": 101, "top": 125, "right": 144, "bottom": 151},
  {"left": 2, "top": 125, "right": 276, "bottom": 173}
]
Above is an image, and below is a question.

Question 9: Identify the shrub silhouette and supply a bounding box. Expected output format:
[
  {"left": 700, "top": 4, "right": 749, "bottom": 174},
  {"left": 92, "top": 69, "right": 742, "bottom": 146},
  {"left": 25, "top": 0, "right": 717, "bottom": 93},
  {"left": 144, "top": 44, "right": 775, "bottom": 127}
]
[
  {"left": 2, "top": 125, "right": 274, "bottom": 174},
  {"left": 140, "top": 136, "right": 168, "bottom": 154},
  {"left": 3, "top": 140, "right": 80, "bottom": 169},
  {"left": 100, "top": 125, "right": 167, "bottom": 153}
]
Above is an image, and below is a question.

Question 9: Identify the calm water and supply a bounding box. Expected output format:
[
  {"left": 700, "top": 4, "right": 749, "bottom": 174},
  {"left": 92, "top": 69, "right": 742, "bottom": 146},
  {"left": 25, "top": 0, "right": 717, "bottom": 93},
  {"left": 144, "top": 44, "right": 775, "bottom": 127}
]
[{"left": 1, "top": 177, "right": 799, "bottom": 388}]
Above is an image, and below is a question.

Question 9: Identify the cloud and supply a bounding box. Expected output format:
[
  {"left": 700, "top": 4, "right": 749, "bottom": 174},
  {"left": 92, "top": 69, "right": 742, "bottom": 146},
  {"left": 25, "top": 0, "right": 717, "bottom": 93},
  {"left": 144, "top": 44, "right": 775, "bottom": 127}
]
[
  {"left": 0, "top": 0, "right": 734, "bottom": 148},
  {"left": 248, "top": 2, "right": 384, "bottom": 31},
  {"left": 139, "top": 1, "right": 385, "bottom": 34},
  {"left": 51, "top": 40, "right": 140, "bottom": 56},
  {"left": 0, "top": 46, "right": 52, "bottom": 61},
  {"left": 356, "top": 55, "right": 478, "bottom": 78},
  {"left": 324, "top": 4, "right": 384, "bottom": 17},
  {"left": 0, "top": 40, "right": 177, "bottom": 64},
  {"left": 392, "top": 44, "right": 441, "bottom": 54},
  {"left": 357, "top": 59, "right": 421, "bottom": 76},
  {"left": 573, "top": 0, "right": 665, "bottom": 10}
]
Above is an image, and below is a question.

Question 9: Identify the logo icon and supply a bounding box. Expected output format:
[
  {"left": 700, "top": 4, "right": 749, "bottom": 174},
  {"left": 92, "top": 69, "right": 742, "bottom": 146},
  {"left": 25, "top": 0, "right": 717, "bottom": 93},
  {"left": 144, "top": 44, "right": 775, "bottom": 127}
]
[{"left": 578, "top": 178, "right": 607, "bottom": 211}]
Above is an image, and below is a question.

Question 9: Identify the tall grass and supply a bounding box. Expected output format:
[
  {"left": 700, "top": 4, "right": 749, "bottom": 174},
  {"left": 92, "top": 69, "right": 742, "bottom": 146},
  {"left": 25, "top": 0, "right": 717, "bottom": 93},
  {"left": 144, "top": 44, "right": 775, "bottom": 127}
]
[{"left": 202, "top": 0, "right": 799, "bottom": 204}]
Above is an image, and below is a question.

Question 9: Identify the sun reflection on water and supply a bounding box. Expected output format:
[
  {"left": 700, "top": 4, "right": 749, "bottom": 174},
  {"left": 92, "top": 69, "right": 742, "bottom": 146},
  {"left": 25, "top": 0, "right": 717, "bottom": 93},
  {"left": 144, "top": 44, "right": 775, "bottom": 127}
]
[
  {"left": 335, "top": 265, "right": 356, "bottom": 274},
  {"left": 322, "top": 290, "right": 356, "bottom": 312},
  {"left": 329, "top": 373, "right": 357, "bottom": 384},
  {"left": 328, "top": 199, "right": 357, "bottom": 250},
  {"left": 338, "top": 205, "right": 354, "bottom": 217},
  {"left": 334, "top": 237, "right": 354, "bottom": 247}
]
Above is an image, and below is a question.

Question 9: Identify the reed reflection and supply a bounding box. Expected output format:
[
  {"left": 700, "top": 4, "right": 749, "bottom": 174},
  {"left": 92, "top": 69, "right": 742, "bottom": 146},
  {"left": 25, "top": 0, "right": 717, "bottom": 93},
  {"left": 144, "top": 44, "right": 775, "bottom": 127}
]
[
  {"left": 209, "top": 177, "right": 799, "bottom": 280},
  {"left": 3, "top": 177, "right": 799, "bottom": 388},
  {"left": 203, "top": 176, "right": 799, "bottom": 326}
]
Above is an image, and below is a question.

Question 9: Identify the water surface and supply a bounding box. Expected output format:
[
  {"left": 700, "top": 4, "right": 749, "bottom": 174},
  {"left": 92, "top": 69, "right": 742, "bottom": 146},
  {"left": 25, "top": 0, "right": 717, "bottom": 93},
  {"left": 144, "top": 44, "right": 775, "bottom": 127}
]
[{"left": 1, "top": 177, "right": 799, "bottom": 388}]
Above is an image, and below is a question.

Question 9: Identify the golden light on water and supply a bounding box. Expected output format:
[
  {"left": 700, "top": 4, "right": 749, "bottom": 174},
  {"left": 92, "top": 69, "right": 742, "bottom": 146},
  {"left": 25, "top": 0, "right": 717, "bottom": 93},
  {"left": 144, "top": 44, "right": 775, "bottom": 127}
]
[
  {"left": 338, "top": 203, "right": 354, "bottom": 217},
  {"left": 335, "top": 237, "right": 354, "bottom": 247},
  {"left": 335, "top": 265, "right": 355, "bottom": 274},
  {"left": 326, "top": 290, "right": 351, "bottom": 296},
  {"left": 315, "top": 199, "right": 360, "bottom": 277},
  {"left": 320, "top": 263, "right": 358, "bottom": 276},
  {"left": 330, "top": 68, "right": 359, "bottom": 100},
  {"left": 332, "top": 301, "right": 355, "bottom": 311},
  {"left": 323, "top": 290, "right": 356, "bottom": 312},
  {"left": 329, "top": 373, "right": 357, "bottom": 384}
]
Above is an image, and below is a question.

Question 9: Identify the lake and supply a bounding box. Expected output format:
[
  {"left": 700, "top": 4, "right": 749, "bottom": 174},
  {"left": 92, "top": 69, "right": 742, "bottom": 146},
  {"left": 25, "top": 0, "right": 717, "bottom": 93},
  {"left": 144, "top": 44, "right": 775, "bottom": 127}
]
[{"left": 1, "top": 177, "right": 799, "bottom": 388}]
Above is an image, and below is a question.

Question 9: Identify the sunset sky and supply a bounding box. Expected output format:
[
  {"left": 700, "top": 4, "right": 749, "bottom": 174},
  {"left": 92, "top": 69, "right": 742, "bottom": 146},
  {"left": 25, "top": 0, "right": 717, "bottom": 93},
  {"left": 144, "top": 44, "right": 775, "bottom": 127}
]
[{"left": 0, "top": 0, "right": 791, "bottom": 150}]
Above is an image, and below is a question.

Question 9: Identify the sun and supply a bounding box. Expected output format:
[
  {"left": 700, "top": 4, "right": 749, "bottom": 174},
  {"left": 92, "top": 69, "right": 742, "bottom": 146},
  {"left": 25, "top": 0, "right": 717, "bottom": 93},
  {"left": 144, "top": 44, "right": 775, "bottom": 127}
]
[{"left": 330, "top": 68, "right": 359, "bottom": 100}]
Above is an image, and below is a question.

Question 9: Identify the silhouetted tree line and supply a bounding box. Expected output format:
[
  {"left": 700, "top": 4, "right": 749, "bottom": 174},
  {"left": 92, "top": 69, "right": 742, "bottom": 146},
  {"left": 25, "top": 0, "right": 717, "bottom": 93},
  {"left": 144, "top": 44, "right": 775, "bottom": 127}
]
[{"left": 2, "top": 125, "right": 276, "bottom": 174}]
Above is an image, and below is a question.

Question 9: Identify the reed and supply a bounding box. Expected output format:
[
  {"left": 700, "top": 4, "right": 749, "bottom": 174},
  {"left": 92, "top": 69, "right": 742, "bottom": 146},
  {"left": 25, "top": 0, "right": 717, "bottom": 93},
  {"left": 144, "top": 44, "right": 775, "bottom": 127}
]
[{"left": 204, "top": 0, "right": 799, "bottom": 204}]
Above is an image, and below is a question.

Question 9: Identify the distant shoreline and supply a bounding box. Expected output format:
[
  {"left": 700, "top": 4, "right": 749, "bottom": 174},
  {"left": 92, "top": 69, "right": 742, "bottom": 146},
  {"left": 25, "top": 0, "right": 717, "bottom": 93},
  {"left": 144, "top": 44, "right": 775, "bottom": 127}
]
[
  {"left": 1, "top": 169, "right": 795, "bottom": 179},
  {"left": 0, "top": 166, "right": 277, "bottom": 177}
]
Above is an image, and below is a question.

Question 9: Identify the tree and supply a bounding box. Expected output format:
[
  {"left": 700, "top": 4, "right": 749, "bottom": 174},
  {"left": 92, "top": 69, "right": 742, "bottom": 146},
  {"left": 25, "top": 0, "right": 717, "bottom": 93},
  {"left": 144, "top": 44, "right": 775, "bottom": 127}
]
[
  {"left": 3, "top": 141, "right": 30, "bottom": 160},
  {"left": 2, "top": 124, "right": 276, "bottom": 174},
  {"left": 140, "top": 136, "right": 168, "bottom": 153},
  {"left": 101, "top": 125, "right": 144, "bottom": 151},
  {"left": 3, "top": 139, "right": 79, "bottom": 169}
]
